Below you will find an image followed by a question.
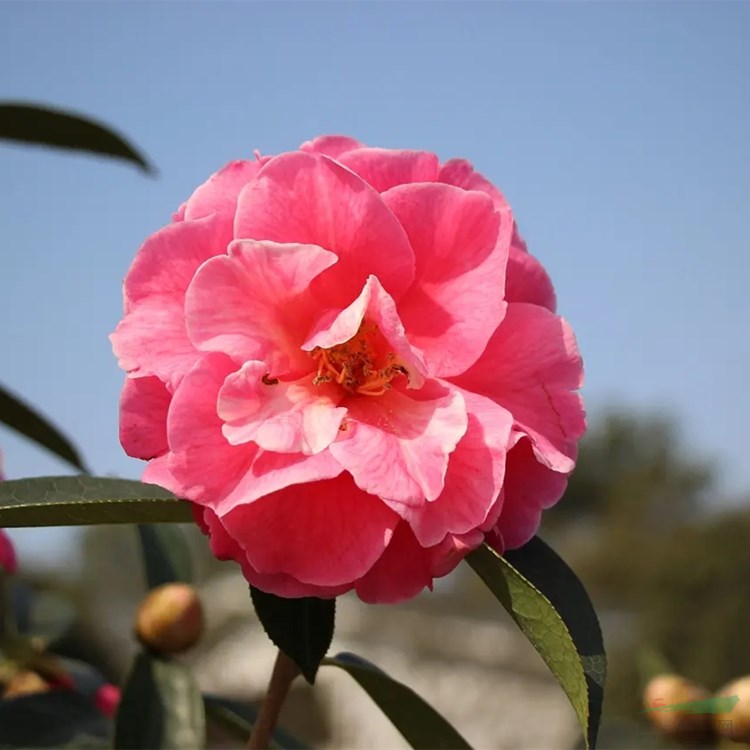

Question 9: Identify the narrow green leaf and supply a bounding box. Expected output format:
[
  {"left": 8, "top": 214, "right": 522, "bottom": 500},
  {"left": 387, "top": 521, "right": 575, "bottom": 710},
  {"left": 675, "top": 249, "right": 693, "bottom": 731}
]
[
  {"left": 323, "top": 653, "right": 471, "bottom": 750},
  {"left": 0, "top": 102, "right": 154, "bottom": 173},
  {"left": 114, "top": 652, "right": 205, "bottom": 749},
  {"left": 137, "top": 524, "right": 193, "bottom": 589},
  {"left": 250, "top": 587, "right": 334, "bottom": 684},
  {"left": 467, "top": 540, "right": 606, "bottom": 749},
  {"left": 203, "top": 694, "right": 308, "bottom": 749},
  {"left": 0, "top": 476, "right": 192, "bottom": 527},
  {"left": 0, "top": 383, "right": 89, "bottom": 473}
]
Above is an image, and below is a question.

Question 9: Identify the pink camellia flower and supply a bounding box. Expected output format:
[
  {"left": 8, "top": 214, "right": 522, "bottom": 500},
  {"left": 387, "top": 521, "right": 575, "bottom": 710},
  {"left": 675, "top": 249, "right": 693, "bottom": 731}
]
[
  {"left": 0, "top": 449, "right": 18, "bottom": 575},
  {"left": 112, "top": 136, "right": 584, "bottom": 603}
]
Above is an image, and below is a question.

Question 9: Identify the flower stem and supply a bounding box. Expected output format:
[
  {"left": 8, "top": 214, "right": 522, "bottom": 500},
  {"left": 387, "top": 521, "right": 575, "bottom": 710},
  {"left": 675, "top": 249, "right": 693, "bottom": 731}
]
[{"left": 247, "top": 649, "right": 300, "bottom": 749}]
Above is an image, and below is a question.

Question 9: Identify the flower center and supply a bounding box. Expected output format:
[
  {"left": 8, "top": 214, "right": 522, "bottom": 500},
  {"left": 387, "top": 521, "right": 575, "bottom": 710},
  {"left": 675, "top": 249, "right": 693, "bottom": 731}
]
[{"left": 310, "top": 322, "right": 408, "bottom": 397}]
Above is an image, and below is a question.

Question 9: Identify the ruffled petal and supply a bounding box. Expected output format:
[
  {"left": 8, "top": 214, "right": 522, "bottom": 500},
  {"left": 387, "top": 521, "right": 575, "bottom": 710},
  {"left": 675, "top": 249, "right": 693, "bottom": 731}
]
[
  {"left": 195, "top": 506, "right": 350, "bottom": 598},
  {"left": 383, "top": 182, "right": 510, "bottom": 377},
  {"left": 437, "top": 158, "right": 511, "bottom": 213},
  {"left": 234, "top": 151, "right": 415, "bottom": 305},
  {"left": 221, "top": 474, "right": 399, "bottom": 587},
  {"left": 427, "top": 529, "right": 484, "bottom": 578},
  {"left": 165, "top": 353, "right": 256, "bottom": 503},
  {"left": 184, "top": 159, "right": 262, "bottom": 224},
  {"left": 492, "top": 437, "right": 571, "bottom": 549},
  {"left": 112, "top": 215, "right": 226, "bottom": 388},
  {"left": 166, "top": 354, "right": 342, "bottom": 514},
  {"left": 454, "top": 303, "right": 585, "bottom": 472},
  {"left": 186, "top": 240, "right": 337, "bottom": 375},
  {"left": 337, "top": 148, "right": 439, "bottom": 193},
  {"left": 506, "top": 245, "right": 557, "bottom": 312},
  {"left": 329, "top": 381, "right": 467, "bottom": 507},
  {"left": 355, "top": 522, "right": 433, "bottom": 604},
  {"left": 408, "top": 389, "right": 512, "bottom": 546},
  {"left": 111, "top": 300, "right": 200, "bottom": 390},
  {"left": 119, "top": 376, "right": 171, "bottom": 461},
  {"left": 218, "top": 360, "right": 346, "bottom": 455},
  {"left": 299, "top": 135, "right": 365, "bottom": 158},
  {"left": 122, "top": 214, "right": 227, "bottom": 312}
]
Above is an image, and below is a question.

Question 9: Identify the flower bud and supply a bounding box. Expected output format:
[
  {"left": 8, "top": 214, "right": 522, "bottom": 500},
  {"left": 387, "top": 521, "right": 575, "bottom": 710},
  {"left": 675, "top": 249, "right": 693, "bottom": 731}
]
[
  {"left": 95, "top": 682, "right": 121, "bottom": 716},
  {"left": 713, "top": 676, "right": 750, "bottom": 743},
  {"left": 643, "top": 673, "right": 714, "bottom": 745},
  {"left": 0, "top": 529, "right": 17, "bottom": 575},
  {"left": 3, "top": 670, "right": 49, "bottom": 699},
  {"left": 135, "top": 583, "right": 204, "bottom": 654}
]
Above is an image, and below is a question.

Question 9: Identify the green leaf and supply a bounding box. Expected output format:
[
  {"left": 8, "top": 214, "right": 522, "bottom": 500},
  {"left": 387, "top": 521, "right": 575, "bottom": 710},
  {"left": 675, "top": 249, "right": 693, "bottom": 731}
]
[
  {"left": 250, "top": 587, "right": 334, "bottom": 684},
  {"left": 467, "top": 540, "right": 606, "bottom": 749},
  {"left": 323, "top": 653, "right": 471, "bottom": 750},
  {"left": 0, "top": 383, "right": 89, "bottom": 473},
  {"left": 0, "top": 102, "right": 154, "bottom": 173},
  {"left": 0, "top": 476, "right": 192, "bottom": 527},
  {"left": 203, "top": 694, "right": 308, "bottom": 749},
  {"left": 137, "top": 524, "right": 193, "bottom": 589},
  {"left": 114, "top": 652, "right": 205, "bottom": 750}
]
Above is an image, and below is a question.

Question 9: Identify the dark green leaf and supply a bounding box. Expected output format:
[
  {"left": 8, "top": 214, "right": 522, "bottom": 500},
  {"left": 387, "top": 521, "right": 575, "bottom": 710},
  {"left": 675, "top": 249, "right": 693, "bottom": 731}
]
[
  {"left": 323, "top": 652, "right": 471, "bottom": 750},
  {"left": 115, "top": 652, "right": 205, "bottom": 749},
  {"left": 250, "top": 587, "right": 334, "bottom": 684},
  {"left": 467, "top": 540, "right": 606, "bottom": 749},
  {"left": 137, "top": 524, "right": 193, "bottom": 589},
  {"left": 0, "top": 102, "right": 154, "bottom": 173},
  {"left": 0, "top": 476, "right": 192, "bottom": 527},
  {"left": 203, "top": 694, "right": 308, "bottom": 749},
  {"left": 0, "top": 383, "right": 89, "bottom": 472},
  {"left": 0, "top": 690, "right": 108, "bottom": 747}
]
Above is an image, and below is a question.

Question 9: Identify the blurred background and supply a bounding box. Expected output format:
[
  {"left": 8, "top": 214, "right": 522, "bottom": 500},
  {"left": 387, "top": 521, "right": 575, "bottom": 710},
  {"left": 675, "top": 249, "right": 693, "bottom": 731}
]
[{"left": 1, "top": 3, "right": 749, "bottom": 748}]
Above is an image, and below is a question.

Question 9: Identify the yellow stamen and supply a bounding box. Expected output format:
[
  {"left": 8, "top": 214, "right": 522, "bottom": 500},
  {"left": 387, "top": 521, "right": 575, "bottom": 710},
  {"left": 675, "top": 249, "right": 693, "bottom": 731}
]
[{"left": 310, "top": 322, "right": 408, "bottom": 396}]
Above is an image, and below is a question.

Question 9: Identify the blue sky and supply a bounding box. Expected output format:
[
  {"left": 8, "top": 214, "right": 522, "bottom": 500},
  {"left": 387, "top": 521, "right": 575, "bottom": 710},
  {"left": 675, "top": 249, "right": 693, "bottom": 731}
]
[{"left": 1, "top": 2, "right": 749, "bottom": 515}]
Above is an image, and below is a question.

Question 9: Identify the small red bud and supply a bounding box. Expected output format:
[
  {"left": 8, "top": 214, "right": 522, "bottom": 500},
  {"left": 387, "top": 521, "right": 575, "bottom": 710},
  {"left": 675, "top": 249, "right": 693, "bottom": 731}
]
[{"left": 95, "top": 683, "right": 121, "bottom": 716}]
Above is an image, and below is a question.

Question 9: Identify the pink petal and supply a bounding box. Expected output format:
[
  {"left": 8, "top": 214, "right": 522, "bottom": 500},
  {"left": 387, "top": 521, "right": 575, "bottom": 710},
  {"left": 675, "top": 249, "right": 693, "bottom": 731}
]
[
  {"left": 383, "top": 183, "right": 510, "bottom": 377},
  {"left": 427, "top": 529, "right": 484, "bottom": 578},
  {"left": 337, "top": 148, "right": 439, "bottom": 193},
  {"left": 111, "top": 300, "right": 200, "bottom": 390},
  {"left": 113, "top": 216, "right": 227, "bottom": 389},
  {"left": 184, "top": 160, "right": 262, "bottom": 224},
  {"left": 218, "top": 360, "right": 346, "bottom": 455},
  {"left": 408, "top": 389, "right": 513, "bottom": 546},
  {"left": 355, "top": 522, "right": 432, "bottom": 604},
  {"left": 329, "top": 381, "right": 467, "bottom": 507},
  {"left": 195, "top": 506, "right": 350, "bottom": 598},
  {"left": 119, "top": 376, "right": 171, "bottom": 460},
  {"left": 0, "top": 530, "right": 18, "bottom": 575},
  {"left": 299, "top": 135, "right": 365, "bottom": 158},
  {"left": 438, "top": 158, "right": 511, "bottom": 213},
  {"left": 142, "top": 454, "right": 186, "bottom": 495},
  {"left": 221, "top": 474, "right": 399, "bottom": 587},
  {"left": 506, "top": 245, "right": 557, "bottom": 312},
  {"left": 164, "top": 353, "right": 343, "bottom": 514},
  {"left": 186, "top": 240, "right": 337, "bottom": 375},
  {"left": 303, "top": 274, "right": 426, "bottom": 389},
  {"left": 493, "top": 437, "right": 570, "bottom": 549},
  {"left": 234, "top": 151, "right": 415, "bottom": 306},
  {"left": 454, "top": 302, "right": 585, "bottom": 472},
  {"left": 172, "top": 202, "right": 186, "bottom": 222},
  {"left": 122, "top": 214, "right": 227, "bottom": 312},
  {"left": 165, "top": 353, "right": 257, "bottom": 503}
]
